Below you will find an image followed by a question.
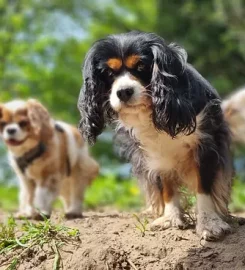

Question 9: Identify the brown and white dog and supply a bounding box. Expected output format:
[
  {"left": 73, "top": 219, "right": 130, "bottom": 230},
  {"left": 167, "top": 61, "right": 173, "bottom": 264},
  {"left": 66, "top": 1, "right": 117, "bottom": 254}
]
[
  {"left": 222, "top": 86, "right": 245, "bottom": 144},
  {"left": 0, "top": 99, "right": 99, "bottom": 219}
]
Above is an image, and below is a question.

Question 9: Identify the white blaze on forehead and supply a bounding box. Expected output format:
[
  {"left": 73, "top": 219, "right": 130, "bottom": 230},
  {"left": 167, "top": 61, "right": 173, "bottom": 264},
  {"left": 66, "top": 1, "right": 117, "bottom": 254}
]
[
  {"left": 4, "top": 100, "right": 26, "bottom": 112},
  {"left": 111, "top": 73, "right": 141, "bottom": 91}
]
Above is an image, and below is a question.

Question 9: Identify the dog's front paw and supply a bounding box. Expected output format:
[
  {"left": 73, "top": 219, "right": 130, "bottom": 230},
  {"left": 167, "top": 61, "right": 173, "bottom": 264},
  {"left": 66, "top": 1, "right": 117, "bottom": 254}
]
[
  {"left": 14, "top": 211, "right": 32, "bottom": 220},
  {"left": 196, "top": 212, "right": 232, "bottom": 241},
  {"left": 14, "top": 206, "right": 35, "bottom": 219},
  {"left": 150, "top": 213, "right": 187, "bottom": 231},
  {"left": 32, "top": 212, "right": 51, "bottom": 221}
]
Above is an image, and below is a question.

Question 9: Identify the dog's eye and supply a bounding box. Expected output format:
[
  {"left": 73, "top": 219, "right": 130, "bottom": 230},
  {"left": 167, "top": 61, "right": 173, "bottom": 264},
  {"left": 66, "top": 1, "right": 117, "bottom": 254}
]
[
  {"left": 107, "top": 69, "right": 114, "bottom": 77},
  {"left": 0, "top": 121, "right": 6, "bottom": 129},
  {"left": 19, "top": 120, "right": 28, "bottom": 128},
  {"left": 137, "top": 63, "right": 145, "bottom": 72}
]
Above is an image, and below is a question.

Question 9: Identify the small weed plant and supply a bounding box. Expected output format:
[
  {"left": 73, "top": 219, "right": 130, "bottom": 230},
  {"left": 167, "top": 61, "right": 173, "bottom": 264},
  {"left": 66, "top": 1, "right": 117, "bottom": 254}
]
[
  {"left": 0, "top": 215, "right": 80, "bottom": 270},
  {"left": 133, "top": 214, "right": 148, "bottom": 237}
]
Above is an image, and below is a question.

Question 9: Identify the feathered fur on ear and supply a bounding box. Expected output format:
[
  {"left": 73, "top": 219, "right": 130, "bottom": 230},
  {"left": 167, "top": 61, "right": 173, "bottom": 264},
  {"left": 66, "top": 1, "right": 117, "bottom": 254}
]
[
  {"left": 78, "top": 48, "right": 110, "bottom": 145},
  {"left": 151, "top": 43, "right": 196, "bottom": 137},
  {"left": 27, "top": 99, "right": 53, "bottom": 138}
]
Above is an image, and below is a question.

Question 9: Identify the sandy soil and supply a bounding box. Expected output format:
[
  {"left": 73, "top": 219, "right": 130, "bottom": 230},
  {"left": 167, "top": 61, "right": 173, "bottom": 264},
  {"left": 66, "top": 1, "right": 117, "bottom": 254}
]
[{"left": 0, "top": 211, "right": 245, "bottom": 270}]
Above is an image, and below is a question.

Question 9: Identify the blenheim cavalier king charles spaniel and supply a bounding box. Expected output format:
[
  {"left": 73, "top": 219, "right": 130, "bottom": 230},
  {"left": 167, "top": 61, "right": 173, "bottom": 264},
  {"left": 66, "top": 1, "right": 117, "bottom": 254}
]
[{"left": 0, "top": 99, "right": 99, "bottom": 220}]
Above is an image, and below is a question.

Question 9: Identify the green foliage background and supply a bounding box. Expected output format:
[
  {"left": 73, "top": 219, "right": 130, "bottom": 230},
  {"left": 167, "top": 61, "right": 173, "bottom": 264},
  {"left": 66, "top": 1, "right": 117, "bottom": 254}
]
[{"left": 0, "top": 0, "right": 245, "bottom": 210}]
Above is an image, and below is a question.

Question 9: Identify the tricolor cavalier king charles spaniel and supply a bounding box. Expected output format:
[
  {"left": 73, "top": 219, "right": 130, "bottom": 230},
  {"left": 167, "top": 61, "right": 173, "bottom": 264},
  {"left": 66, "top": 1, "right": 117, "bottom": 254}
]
[
  {"left": 78, "top": 31, "right": 233, "bottom": 240},
  {"left": 0, "top": 99, "right": 99, "bottom": 220}
]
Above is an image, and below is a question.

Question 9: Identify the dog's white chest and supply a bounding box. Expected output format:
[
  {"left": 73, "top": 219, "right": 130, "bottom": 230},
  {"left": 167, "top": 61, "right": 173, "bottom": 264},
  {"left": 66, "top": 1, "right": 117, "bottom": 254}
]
[
  {"left": 131, "top": 119, "right": 198, "bottom": 172},
  {"left": 143, "top": 133, "right": 195, "bottom": 171},
  {"left": 120, "top": 111, "right": 198, "bottom": 172}
]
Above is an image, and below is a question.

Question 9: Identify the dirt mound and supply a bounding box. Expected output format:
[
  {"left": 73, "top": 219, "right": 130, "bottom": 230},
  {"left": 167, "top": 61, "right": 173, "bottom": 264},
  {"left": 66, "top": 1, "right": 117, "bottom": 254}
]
[{"left": 1, "top": 211, "right": 245, "bottom": 270}]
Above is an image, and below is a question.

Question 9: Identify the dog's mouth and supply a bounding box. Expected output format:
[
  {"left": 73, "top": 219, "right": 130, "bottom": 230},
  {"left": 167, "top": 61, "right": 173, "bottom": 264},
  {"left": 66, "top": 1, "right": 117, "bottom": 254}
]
[
  {"left": 119, "top": 98, "right": 152, "bottom": 112},
  {"left": 6, "top": 138, "right": 27, "bottom": 146}
]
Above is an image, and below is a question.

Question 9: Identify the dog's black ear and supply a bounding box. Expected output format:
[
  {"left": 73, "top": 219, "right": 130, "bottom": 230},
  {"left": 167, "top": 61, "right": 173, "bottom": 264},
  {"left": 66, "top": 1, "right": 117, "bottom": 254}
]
[
  {"left": 78, "top": 48, "right": 108, "bottom": 145},
  {"left": 150, "top": 43, "right": 196, "bottom": 137}
]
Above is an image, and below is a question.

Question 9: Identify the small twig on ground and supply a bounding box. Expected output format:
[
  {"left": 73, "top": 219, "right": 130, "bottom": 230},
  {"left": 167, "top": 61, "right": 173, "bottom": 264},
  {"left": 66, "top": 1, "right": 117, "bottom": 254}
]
[{"left": 127, "top": 259, "right": 138, "bottom": 270}]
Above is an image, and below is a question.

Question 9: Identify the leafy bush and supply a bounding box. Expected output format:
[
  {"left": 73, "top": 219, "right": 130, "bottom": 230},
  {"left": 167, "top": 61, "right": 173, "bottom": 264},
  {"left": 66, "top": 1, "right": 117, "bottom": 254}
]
[{"left": 230, "top": 178, "right": 245, "bottom": 212}]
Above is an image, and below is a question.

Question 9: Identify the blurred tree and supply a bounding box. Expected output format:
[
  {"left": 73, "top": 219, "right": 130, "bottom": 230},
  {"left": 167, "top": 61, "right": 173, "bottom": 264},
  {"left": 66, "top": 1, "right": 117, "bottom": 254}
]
[
  {"left": 86, "top": 0, "right": 245, "bottom": 95},
  {"left": 0, "top": 0, "right": 90, "bottom": 122},
  {"left": 0, "top": 0, "right": 245, "bottom": 183},
  {"left": 155, "top": 0, "right": 245, "bottom": 95}
]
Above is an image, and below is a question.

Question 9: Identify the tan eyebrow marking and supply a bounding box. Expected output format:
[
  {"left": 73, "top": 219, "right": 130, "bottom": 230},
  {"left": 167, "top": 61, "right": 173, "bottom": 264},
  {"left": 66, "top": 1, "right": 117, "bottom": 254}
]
[
  {"left": 106, "top": 58, "right": 122, "bottom": 71},
  {"left": 125, "top": 55, "right": 140, "bottom": 68},
  {"left": 0, "top": 109, "right": 12, "bottom": 122}
]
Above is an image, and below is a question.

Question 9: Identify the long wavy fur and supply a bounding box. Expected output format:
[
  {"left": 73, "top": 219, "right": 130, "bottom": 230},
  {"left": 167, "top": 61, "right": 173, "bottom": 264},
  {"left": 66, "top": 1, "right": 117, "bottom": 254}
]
[
  {"left": 151, "top": 44, "right": 196, "bottom": 137},
  {"left": 78, "top": 45, "right": 115, "bottom": 145}
]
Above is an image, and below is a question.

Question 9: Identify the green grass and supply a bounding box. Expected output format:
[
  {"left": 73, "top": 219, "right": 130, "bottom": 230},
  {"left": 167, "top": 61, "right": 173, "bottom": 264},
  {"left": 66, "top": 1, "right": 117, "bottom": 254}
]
[
  {"left": 0, "top": 176, "right": 244, "bottom": 213},
  {"left": 0, "top": 185, "right": 18, "bottom": 211},
  {"left": 230, "top": 178, "right": 245, "bottom": 212},
  {"left": 0, "top": 175, "right": 144, "bottom": 212},
  {"left": 0, "top": 215, "right": 80, "bottom": 270},
  {"left": 84, "top": 175, "right": 144, "bottom": 210}
]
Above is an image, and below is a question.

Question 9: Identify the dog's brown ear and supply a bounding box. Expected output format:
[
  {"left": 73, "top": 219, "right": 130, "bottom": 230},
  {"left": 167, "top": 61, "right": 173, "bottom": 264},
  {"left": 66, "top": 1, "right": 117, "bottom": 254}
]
[{"left": 27, "top": 99, "right": 53, "bottom": 137}]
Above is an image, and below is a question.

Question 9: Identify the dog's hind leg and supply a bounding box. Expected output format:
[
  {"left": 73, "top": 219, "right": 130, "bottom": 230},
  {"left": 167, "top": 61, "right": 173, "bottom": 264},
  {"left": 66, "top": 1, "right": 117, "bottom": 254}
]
[
  {"left": 62, "top": 156, "right": 99, "bottom": 219},
  {"left": 61, "top": 173, "right": 84, "bottom": 219},
  {"left": 195, "top": 120, "right": 232, "bottom": 240}
]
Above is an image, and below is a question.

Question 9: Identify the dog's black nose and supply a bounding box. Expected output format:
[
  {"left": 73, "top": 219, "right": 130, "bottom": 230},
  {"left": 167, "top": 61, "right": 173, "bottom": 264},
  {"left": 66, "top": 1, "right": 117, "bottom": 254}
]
[
  {"left": 7, "top": 128, "right": 17, "bottom": 135},
  {"left": 117, "top": 88, "right": 134, "bottom": 102}
]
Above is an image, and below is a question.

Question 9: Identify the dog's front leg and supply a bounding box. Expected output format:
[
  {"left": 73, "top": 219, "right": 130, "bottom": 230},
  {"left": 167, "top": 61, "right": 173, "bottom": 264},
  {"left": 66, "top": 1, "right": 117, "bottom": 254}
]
[
  {"left": 16, "top": 177, "right": 35, "bottom": 218},
  {"left": 196, "top": 192, "right": 231, "bottom": 241},
  {"left": 151, "top": 174, "right": 187, "bottom": 230},
  {"left": 33, "top": 179, "right": 58, "bottom": 219}
]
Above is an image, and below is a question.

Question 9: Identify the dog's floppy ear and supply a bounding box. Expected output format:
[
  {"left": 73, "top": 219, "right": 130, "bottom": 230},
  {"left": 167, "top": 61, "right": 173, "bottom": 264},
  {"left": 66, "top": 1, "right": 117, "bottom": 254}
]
[
  {"left": 78, "top": 47, "right": 108, "bottom": 145},
  {"left": 150, "top": 42, "right": 196, "bottom": 137},
  {"left": 27, "top": 99, "right": 53, "bottom": 137}
]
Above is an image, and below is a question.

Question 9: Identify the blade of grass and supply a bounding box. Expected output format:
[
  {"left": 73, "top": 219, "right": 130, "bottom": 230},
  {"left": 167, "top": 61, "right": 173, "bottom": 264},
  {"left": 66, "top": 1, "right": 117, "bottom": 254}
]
[{"left": 52, "top": 241, "right": 61, "bottom": 270}]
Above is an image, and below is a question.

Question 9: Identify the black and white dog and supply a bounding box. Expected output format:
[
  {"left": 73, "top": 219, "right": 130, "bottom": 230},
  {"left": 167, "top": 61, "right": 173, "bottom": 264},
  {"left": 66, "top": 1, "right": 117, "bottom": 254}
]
[{"left": 78, "top": 31, "right": 233, "bottom": 240}]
